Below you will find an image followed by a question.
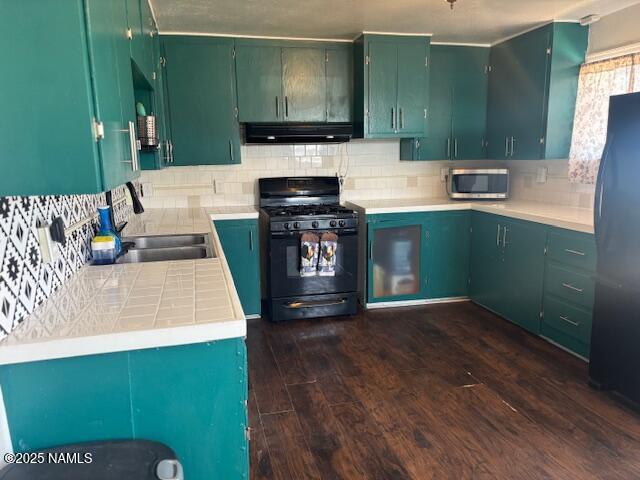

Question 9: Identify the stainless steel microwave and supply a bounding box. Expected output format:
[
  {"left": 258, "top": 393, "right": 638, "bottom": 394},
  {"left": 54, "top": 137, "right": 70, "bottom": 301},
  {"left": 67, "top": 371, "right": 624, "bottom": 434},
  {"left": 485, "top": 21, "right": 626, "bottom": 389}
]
[{"left": 448, "top": 169, "right": 509, "bottom": 199}]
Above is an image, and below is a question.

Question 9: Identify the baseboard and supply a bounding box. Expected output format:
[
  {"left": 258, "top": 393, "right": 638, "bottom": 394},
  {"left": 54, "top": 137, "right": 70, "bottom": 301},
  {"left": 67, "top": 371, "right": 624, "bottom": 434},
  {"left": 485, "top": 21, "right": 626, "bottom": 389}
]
[
  {"left": 245, "top": 314, "right": 261, "bottom": 320},
  {"left": 365, "top": 296, "right": 469, "bottom": 309},
  {"left": 540, "top": 335, "right": 589, "bottom": 363}
]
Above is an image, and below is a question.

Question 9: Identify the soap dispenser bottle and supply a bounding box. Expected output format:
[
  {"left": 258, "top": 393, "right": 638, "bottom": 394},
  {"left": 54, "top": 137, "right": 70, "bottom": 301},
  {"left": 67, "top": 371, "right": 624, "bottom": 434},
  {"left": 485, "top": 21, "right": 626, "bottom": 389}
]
[{"left": 97, "top": 205, "right": 122, "bottom": 253}]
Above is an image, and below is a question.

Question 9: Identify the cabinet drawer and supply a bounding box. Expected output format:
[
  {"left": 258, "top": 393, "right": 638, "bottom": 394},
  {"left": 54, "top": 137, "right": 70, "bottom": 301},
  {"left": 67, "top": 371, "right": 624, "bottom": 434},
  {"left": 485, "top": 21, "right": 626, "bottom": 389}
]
[
  {"left": 545, "top": 263, "right": 595, "bottom": 309},
  {"left": 542, "top": 295, "right": 592, "bottom": 345},
  {"left": 547, "top": 230, "right": 596, "bottom": 271}
]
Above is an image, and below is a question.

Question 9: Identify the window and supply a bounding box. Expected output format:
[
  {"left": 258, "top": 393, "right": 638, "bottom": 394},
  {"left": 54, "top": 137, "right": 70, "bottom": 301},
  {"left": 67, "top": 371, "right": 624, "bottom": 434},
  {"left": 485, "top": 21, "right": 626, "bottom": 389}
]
[{"left": 568, "top": 54, "right": 640, "bottom": 184}]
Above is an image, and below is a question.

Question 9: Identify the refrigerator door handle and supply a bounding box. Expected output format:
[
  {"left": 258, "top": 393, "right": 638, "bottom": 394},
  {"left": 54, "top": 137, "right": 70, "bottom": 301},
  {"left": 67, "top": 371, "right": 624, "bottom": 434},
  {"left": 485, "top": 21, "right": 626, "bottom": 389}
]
[{"left": 594, "top": 138, "right": 613, "bottom": 241}]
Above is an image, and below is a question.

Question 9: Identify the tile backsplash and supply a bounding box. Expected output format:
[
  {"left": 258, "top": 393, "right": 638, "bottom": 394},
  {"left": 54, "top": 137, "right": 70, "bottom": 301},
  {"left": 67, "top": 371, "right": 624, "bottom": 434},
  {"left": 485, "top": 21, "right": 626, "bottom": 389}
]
[
  {"left": 140, "top": 140, "right": 595, "bottom": 209},
  {"left": 0, "top": 184, "right": 138, "bottom": 340},
  {"left": 140, "top": 141, "right": 450, "bottom": 207}
]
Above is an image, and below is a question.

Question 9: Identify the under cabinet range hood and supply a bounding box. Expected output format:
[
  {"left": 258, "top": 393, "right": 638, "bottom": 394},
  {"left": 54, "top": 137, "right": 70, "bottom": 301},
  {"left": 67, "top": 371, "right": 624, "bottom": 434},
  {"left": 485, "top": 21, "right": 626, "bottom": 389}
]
[{"left": 244, "top": 123, "right": 353, "bottom": 144}]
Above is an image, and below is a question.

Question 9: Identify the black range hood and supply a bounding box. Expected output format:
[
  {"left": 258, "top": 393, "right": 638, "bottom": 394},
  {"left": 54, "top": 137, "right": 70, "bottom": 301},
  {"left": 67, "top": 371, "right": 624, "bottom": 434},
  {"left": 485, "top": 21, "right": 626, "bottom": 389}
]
[{"left": 244, "top": 123, "right": 353, "bottom": 144}]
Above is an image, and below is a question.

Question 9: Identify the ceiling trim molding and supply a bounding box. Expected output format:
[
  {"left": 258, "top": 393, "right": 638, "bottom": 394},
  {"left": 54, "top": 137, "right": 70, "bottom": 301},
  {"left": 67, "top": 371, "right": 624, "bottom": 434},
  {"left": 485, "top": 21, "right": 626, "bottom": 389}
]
[
  {"left": 587, "top": 42, "right": 640, "bottom": 63},
  {"left": 158, "top": 31, "right": 353, "bottom": 42},
  {"left": 147, "top": 0, "right": 159, "bottom": 29},
  {"left": 358, "top": 31, "right": 433, "bottom": 39},
  {"left": 431, "top": 41, "right": 491, "bottom": 47}
]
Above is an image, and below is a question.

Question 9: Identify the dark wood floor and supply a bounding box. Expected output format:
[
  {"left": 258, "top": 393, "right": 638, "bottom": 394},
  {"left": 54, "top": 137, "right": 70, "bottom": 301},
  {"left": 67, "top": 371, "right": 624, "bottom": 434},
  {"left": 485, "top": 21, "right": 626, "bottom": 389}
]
[{"left": 247, "top": 301, "right": 640, "bottom": 480}]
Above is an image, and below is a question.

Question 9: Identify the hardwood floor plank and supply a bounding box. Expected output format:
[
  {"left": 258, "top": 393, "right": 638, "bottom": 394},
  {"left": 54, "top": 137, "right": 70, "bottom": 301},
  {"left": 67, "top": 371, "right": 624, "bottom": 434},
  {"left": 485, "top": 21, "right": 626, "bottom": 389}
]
[
  {"left": 247, "top": 320, "right": 293, "bottom": 414},
  {"left": 248, "top": 303, "right": 640, "bottom": 479},
  {"left": 261, "top": 410, "right": 322, "bottom": 480},
  {"left": 249, "top": 390, "right": 274, "bottom": 480}
]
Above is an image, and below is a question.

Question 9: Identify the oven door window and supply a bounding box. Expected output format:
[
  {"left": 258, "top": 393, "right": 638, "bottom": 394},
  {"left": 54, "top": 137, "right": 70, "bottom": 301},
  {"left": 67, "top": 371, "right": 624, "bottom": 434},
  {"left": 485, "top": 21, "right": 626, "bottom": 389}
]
[{"left": 269, "top": 230, "right": 358, "bottom": 298}]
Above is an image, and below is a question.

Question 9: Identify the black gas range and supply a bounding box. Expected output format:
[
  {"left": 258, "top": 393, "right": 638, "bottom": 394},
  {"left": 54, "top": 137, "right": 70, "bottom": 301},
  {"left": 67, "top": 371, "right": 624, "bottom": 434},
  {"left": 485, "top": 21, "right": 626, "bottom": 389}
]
[{"left": 259, "top": 177, "right": 359, "bottom": 322}]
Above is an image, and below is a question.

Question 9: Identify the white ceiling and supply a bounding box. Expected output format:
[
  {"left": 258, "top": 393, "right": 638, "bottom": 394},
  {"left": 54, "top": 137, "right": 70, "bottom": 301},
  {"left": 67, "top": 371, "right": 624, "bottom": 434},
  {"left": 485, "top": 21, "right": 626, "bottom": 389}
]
[{"left": 151, "top": 0, "right": 640, "bottom": 44}]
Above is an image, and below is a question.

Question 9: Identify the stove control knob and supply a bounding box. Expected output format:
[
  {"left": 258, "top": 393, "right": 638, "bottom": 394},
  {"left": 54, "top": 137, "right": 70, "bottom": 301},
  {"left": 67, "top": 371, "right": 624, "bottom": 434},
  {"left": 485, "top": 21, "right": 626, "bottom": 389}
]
[
  {"left": 338, "top": 220, "right": 346, "bottom": 227},
  {"left": 329, "top": 220, "right": 337, "bottom": 228},
  {"left": 312, "top": 221, "right": 319, "bottom": 228},
  {"left": 284, "top": 223, "right": 290, "bottom": 230},
  {"left": 293, "top": 222, "right": 300, "bottom": 229}
]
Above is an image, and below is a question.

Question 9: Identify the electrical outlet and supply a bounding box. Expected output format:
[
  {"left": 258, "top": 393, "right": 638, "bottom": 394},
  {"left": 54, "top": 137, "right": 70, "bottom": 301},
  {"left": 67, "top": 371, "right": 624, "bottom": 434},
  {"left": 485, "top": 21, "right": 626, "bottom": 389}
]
[
  {"left": 37, "top": 222, "right": 61, "bottom": 265},
  {"left": 536, "top": 167, "right": 548, "bottom": 184}
]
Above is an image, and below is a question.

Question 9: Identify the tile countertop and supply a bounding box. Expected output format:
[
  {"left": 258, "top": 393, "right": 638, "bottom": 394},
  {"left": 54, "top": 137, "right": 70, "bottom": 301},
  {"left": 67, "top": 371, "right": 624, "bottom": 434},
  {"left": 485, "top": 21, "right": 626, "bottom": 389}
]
[
  {"left": 345, "top": 198, "right": 594, "bottom": 234},
  {"left": 0, "top": 207, "right": 257, "bottom": 366}
]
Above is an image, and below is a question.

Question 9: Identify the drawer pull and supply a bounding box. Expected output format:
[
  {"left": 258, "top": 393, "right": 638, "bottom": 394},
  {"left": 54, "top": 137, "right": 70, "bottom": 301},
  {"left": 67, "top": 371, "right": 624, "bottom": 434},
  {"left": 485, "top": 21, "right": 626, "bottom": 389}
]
[
  {"left": 559, "top": 315, "right": 580, "bottom": 327},
  {"left": 565, "top": 248, "right": 586, "bottom": 256},
  {"left": 562, "top": 282, "right": 584, "bottom": 293}
]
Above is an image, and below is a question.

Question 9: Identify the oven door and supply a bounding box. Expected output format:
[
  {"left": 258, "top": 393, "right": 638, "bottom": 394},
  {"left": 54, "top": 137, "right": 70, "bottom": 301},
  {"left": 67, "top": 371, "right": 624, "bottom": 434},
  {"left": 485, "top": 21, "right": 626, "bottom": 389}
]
[{"left": 268, "top": 228, "right": 358, "bottom": 298}]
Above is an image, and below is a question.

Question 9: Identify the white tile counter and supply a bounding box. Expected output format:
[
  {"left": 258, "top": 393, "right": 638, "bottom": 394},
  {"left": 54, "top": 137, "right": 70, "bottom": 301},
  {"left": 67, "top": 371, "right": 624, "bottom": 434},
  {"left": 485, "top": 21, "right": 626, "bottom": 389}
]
[
  {"left": 0, "top": 207, "right": 255, "bottom": 366},
  {"left": 346, "top": 198, "right": 594, "bottom": 234}
]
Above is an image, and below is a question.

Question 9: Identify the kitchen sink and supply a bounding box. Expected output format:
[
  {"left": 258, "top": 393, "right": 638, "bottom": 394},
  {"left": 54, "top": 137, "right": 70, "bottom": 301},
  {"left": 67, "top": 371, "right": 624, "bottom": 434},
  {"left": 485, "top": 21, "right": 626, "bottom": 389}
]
[
  {"left": 122, "top": 234, "right": 207, "bottom": 249},
  {"left": 115, "top": 233, "right": 215, "bottom": 264}
]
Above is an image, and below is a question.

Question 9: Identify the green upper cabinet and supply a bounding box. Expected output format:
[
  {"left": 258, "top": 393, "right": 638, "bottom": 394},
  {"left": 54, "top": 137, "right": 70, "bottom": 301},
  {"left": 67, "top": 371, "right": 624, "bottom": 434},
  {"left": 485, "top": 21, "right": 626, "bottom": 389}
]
[
  {"left": 326, "top": 48, "right": 353, "bottom": 122},
  {"left": 235, "top": 40, "right": 352, "bottom": 123},
  {"left": 235, "top": 44, "right": 283, "bottom": 122},
  {"left": 126, "top": 0, "right": 154, "bottom": 84},
  {"left": 282, "top": 47, "right": 327, "bottom": 121},
  {"left": 354, "top": 34, "right": 430, "bottom": 138},
  {"left": 214, "top": 220, "right": 261, "bottom": 316},
  {"left": 1, "top": 0, "right": 139, "bottom": 196},
  {"left": 401, "top": 45, "right": 489, "bottom": 160},
  {"left": 486, "top": 22, "right": 588, "bottom": 160},
  {"left": 163, "top": 36, "right": 240, "bottom": 165}
]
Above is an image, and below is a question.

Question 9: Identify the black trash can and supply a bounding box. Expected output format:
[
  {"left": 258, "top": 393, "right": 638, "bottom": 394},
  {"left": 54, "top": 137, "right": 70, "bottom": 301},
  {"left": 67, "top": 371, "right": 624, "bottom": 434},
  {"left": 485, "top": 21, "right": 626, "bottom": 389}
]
[{"left": 0, "top": 440, "right": 183, "bottom": 480}]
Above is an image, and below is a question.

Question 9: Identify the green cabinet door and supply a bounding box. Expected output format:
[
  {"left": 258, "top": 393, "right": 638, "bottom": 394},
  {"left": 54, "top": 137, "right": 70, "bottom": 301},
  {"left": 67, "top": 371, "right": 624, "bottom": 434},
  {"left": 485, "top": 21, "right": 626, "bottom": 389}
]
[
  {"left": 367, "top": 40, "right": 398, "bottom": 136},
  {"left": 235, "top": 45, "right": 283, "bottom": 122},
  {"left": 396, "top": 40, "right": 428, "bottom": 136},
  {"left": 418, "top": 46, "right": 453, "bottom": 160},
  {"left": 501, "top": 218, "right": 547, "bottom": 334},
  {"left": 215, "top": 220, "right": 261, "bottom": 316},
  {"left": 164, "top": 37, "right": 240, "bottom": 165},
  {"left": 509, "top": 26, "right": 551, "bottom": 160},
  {"left": 138, "top": 0, "right": 155, "bottom": 83},
  {"left": 282, "top": 47, "right": 326, "bottom": 121},
  {"left": 367, "top": 215, "right": 428, "bottom": 303},
  {"left": 469, "top": 212, "right": 506, "bottom": 315},
  {"left": 426, "top": 212, "right": 470, "bottom": 298},
  {"left": 451, "top": 47, "right": 490, "bottom": 160},
  {"left": 326, "top": 48, "right": 353, "bottom": 122},
  {"left": 486, "top": 41, "right": 513, "bottom": 160}
]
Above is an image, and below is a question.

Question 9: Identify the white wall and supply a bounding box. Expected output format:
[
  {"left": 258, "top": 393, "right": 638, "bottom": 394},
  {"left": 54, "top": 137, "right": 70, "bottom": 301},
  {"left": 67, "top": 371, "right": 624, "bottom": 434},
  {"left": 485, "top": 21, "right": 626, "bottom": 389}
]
[{"left": 587, "top": 2, "right": 640, "bottom": 61}]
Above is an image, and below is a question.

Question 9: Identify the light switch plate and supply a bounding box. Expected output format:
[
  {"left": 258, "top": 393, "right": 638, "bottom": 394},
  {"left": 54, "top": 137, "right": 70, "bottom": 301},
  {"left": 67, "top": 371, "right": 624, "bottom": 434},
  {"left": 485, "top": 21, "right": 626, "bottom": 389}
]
[{"left": 536, "top": 167, "right": 548, "bottom": 183}]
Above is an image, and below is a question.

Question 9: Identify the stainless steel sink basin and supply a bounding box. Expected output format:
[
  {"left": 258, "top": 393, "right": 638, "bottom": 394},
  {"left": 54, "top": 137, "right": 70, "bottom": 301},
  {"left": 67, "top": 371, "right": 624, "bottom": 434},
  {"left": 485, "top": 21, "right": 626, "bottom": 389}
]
[
  {"left": 115, "top": 233, "right": 215, "bottom": 264},
  {"left": 122, "top": 234, "right": 207, "bottom": 249},
  {"left": 116, "top": 246, "right": 212, "bottom": 264}
]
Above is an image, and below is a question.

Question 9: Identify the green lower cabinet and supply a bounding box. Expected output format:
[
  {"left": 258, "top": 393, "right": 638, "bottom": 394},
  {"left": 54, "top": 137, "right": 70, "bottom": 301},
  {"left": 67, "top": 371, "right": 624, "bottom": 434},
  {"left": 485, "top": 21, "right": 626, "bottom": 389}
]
[
  {"left": 541, "top": 295, "right": 592, "bottom": 358},
  {"left": 0, "top": 339, "right": 249, "bottom": 480},
  {"left": 470, "top": 212, "right": 546, "bottom": 334},
  {"left": 425, "top": 211, "right": 471, "bottom": 298},
  {"left": 214, "top": 220, "right": 261, "bottom": 316}
]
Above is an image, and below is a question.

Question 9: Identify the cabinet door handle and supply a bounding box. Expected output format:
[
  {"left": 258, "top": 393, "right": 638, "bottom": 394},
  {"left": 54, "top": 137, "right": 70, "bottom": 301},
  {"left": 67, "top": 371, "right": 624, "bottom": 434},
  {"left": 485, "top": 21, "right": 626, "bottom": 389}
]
[
  {"left": 169, "top": 141, "right": 174, "bottom": 163},
  {"left": 502, "top": 226, "right": 508, "bottom": 246},
  {"left": 510, "top": 137, "right": 516, "bottom": 157},
  {"left": 229, "top": 139, "right": 234, "bottom": 163},
  {"left": 454, "top": 138, "right": 458, "bottom": 159},
  {"left": 399, "top": 108, "right": 404, "bottom": 129},
  {"left": 559, "top": 315, "right": 580, "bottom": 327},
  {"left": 447, "top": 138, "right": 451, "bottom": 159},
  {"left": 285, "top": 96, "right": 289, "bottom": 117},
  {"left": 275, "top": 96, "right": 279, "bottom": 118},
  {"left": 504, "top": 137, "right": 510, "bottom": 158},
  {"left": 249, "top": 229, "right": 254, "bottom": 251},
  {"left": 391, "top": 108, "right": 396, "bottom": 130},
  {"left": 562, "top": 282, "right": 583, "bottom": 293},
  {"left": 564, "top": 248, "right": 586, "bottom": 256},
  {"left": 496, "top": 224, "right": 501, "bottom": 247}
]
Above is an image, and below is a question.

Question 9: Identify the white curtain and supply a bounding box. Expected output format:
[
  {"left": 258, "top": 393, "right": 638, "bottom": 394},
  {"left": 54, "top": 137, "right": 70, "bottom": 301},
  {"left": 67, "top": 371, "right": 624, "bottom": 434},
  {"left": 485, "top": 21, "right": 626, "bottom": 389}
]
[{"left": 568, "top": 54, "right": 640, "bottom": 184}]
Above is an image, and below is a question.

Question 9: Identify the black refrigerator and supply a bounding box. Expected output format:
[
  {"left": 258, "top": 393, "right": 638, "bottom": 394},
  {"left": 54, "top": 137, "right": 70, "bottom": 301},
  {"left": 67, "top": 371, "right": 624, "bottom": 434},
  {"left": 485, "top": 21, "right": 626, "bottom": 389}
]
[{"left": 589, "top": 92, "right": 640, "bottom": 405}]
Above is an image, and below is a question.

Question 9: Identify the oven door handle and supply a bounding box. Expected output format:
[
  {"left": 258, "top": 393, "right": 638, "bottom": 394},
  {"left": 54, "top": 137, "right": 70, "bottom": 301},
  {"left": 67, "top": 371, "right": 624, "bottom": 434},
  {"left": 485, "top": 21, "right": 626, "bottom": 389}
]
[
  {"left": 271, "top": 228, "right": 358, "bottom": 238},
  {"left": 283, "top": 298, "right": 348, "bottom": 309}
]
